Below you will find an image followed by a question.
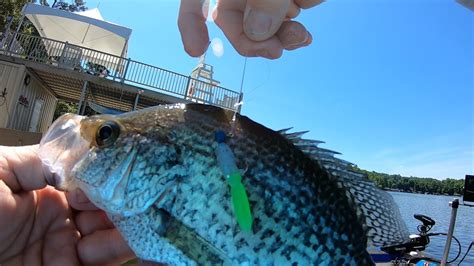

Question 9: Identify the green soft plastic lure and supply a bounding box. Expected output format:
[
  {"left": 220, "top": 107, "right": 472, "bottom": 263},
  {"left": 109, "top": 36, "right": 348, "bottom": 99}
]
[{"left": 214, "top": 131, "right": 253, "bottom": 232}]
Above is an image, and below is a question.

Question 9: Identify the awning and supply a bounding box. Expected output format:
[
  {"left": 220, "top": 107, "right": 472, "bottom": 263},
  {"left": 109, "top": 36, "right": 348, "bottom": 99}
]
[{"left": 22, "top": 3, "right": 132, "bottom": 57}]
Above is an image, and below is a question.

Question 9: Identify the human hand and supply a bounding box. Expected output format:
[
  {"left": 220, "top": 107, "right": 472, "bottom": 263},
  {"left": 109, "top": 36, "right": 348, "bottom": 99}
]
[
  {"left": 178, "top": 0, "right": 324, "bottom": 59},
  {"left": 0, "top": 145, "right": 135, "bottom": 265}
]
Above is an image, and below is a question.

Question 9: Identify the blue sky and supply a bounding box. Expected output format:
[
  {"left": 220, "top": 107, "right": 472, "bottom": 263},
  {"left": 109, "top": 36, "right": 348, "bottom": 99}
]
[{"left": 85, "top": 0, "right": 473, "bottom": 180}]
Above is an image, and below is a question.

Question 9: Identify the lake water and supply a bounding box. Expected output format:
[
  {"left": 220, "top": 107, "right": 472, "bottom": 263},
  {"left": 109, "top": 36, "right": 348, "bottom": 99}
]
[{"left": 390, "top": 191, "right": 473, "bottom": 265}]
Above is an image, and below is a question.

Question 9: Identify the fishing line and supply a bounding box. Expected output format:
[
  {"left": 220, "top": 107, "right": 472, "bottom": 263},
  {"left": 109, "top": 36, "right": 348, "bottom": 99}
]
[
  {"left": 240, "top": 60, "right": 271, "bottom": 106},
  {"left": 224, "top": 56, "right": 253, "bottom": 231},
  {"left": 243, "top": 59, "right": 271, "bottom": 100},
  {"left": 230, "top": 56, "right": 247, "bottom": 130}
]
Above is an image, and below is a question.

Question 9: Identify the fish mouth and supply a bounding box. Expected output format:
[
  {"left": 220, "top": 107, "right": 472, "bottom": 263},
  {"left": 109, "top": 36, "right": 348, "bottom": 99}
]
[{"left": 39, "top": 113, "right": 90, "bottom": 190}]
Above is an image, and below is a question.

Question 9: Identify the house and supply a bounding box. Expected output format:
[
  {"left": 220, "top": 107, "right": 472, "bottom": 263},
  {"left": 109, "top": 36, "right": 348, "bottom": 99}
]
[{"left": 0, "top": 3, "right": 241, "bottom": 146}]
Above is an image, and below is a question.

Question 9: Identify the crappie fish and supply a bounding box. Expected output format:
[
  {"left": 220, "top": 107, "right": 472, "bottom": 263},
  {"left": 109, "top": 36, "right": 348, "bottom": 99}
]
[{"left": 39, "top": 103, "right": 409, "bottom": 265}]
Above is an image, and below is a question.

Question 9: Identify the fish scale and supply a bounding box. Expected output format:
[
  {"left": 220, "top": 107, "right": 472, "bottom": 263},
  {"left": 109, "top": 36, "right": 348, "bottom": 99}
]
[
  {"left": 168, "top": 124, "right": 368, "bottom": 260},
  {"left": 38, "top": 103, "right": 409, "bottom": 265}
]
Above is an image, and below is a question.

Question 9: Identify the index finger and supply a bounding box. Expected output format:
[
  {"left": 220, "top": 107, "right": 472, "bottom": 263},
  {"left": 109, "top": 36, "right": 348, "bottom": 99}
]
[
  {"left": 78, "top": 228, "right": 135, "bottom": 265},
  {"left": 178, "top": 0, "right": 210, "bottom": 57},
  {"left": 0, "top": 145, "right": 53, "bottom": 192}
]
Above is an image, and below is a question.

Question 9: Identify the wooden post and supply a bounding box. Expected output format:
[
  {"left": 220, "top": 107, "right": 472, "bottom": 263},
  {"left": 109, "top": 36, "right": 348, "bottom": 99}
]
[
  {"left": 132, "top": 89, "right": 143, "bottom": 111},
  {"left": 77, "top": 80, "right": 88, "bottom": 115}
]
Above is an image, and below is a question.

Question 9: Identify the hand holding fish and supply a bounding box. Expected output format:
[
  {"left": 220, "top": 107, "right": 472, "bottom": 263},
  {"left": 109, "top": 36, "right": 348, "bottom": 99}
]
[
  {"left": 178, "top": 0, "right": 323, "bottom": 59},
  {"left": 0, "top": 145, "right": 135, "bottom": 265}
]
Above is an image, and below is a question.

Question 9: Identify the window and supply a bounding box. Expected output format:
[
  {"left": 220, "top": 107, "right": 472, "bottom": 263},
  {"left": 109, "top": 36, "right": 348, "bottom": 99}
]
[{"left": 29, "top": 98, "right": 44, "bottom": 132}]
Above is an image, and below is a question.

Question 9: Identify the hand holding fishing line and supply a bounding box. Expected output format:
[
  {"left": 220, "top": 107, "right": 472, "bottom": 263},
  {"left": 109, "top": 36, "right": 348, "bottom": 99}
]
[
  {"left": 0, "top": 145, "right": 135, "bottom": 265},
  {"left": 178, "top": 0, "right": 323, "bottom": 59}
]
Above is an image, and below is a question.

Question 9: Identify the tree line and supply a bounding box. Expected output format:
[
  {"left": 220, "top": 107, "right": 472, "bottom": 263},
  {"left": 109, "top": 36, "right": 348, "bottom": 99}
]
[
  {"left": 1, "top": 0, "right": 86, "bottom": 33},
  {"left": 350, "top": 166, "right": 465, "bottom": 196}
]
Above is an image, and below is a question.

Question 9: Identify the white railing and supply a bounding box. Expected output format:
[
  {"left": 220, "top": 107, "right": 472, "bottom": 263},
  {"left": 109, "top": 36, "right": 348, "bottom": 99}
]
[{"left": 0, "top": 30, "right": 242, "bottom": 111}]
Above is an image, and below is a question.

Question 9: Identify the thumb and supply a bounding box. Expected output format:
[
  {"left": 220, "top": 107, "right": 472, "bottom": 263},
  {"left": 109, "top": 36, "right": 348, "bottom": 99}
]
[
  {"left": 244, "top": 0, "right": 291, "bottom": 41},
  {"left": 0, "top": 145, "right": 53, "bottom": 192},
  {"left": 66, "top": 189, "right": 100, "bottom": 211}
]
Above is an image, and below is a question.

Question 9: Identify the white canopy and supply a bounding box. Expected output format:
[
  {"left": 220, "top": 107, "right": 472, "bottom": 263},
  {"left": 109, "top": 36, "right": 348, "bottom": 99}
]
[{"left": 22, "top": 3, "right": 132, "bottom": 57}]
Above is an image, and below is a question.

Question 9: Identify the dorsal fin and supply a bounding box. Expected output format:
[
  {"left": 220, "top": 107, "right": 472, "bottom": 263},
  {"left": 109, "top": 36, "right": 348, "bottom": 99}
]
[
  {"left": 293, "top": 139, "right": 325, "bottom": 146},
  {"left": 283, "top": 130, "right": 310, "bottom": 139},
  {"left": 276, "top": 127, "right": 293, "bottom": 134},
  {"left": 279, "top": 129, "right": 410, "bottom": 247}
]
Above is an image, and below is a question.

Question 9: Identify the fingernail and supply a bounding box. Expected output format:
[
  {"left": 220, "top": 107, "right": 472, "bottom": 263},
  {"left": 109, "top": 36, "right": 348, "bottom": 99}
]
[
  {"left": 41, "top": 161, "right": 59, "bottom": 187},
  {"left": 75, "top": 189, "right": 90, "bottom": 203},
  {"left": 257, "top": 49, "right": 281, "bottom": 59},
  {"left": 257, "top": 49, "right": 271, "bottom": 58},
  {"left": 244, "top": 8, "right": 273, "bottom": 38},
  {"left": 302, "top": 31, "right": 310, "bottom": 44},
  {"left": 288, "top": 31, "right": 310, "bottom": 47},
  {"left": 305, "top": 31, "right": 313, "bottom": 45}
]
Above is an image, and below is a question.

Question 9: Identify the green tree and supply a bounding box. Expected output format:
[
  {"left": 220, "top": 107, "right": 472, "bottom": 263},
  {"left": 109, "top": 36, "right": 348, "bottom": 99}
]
[
  {"left": 351, "top": 166, "right": 464, "bottom": 195},
  {"left": 53, "top": 0, "right": 87, "bottom": 12},
  {"left": 0, "top": 0, "right": 29, "bottom": 32},
  {"left": 1, "top": 0, "right": 87, "bottom": 33},
  {"left": 53, "top": 100, "right": 78, "bottom": 120}
]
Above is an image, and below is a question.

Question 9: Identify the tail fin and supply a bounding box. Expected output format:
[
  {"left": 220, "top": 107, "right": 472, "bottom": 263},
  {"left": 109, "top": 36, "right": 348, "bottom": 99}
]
[
  {"left": 336, "top": 172, "right": 410, "bottom": 246},
  {"left": 280, "top": 129, "right": 410, "bottom": 246}
]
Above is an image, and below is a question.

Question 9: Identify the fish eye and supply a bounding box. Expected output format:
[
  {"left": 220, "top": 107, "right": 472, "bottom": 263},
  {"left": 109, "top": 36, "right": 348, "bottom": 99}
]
[{"left": 96, "top": 121, "right": 120, "bottom": 147}]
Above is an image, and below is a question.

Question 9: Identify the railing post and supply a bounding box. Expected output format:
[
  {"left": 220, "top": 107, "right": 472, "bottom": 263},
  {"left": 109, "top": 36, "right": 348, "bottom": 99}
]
[
  {"left": 133, "top": 89, "right": 144, "bottom": 111},
  {"left": 111, "top": 57, "right": 119, "bottom": 81},
  {"left": 184, "top": 76, "right": 191, "bottom": 100},
  {"left": 7, "top": 15, "right": 25, "bottom": 54},
  {"left": 5, "top": 31, "right": 14, "bottom": 55},
  {"left": 441, "top": 199, "right": 459, "bottom": 266},
  {"left": 121, "top": 58, "right": 131, "bottom": 84},
  {"left": 237, "top": 92, "right": 244, "bottom": 113}
]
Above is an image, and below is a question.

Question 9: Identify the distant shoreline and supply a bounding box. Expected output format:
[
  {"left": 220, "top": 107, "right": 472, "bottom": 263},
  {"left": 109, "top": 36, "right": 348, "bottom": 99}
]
[
  {"left": 384, "top": 189, "right": 462, "bottom": 197},
  {"left": 349, "top": 167, "right": 465, "bottom": 196}
]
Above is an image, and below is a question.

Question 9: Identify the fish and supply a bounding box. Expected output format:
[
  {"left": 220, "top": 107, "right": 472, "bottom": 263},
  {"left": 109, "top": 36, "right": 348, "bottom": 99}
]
[{"left": 38, "top": 103, "right": 409, "bottom": 265}]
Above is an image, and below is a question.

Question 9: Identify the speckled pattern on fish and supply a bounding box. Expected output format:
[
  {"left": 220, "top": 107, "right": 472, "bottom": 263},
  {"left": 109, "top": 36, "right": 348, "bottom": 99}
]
[{"left": 39, "top": 103, "right": 409, "bottom": 265}]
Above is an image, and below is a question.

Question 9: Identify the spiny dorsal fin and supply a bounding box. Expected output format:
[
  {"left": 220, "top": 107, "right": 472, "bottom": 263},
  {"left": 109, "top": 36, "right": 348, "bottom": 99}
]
[
  {"left": 276, "top": 127, "right": 293, "bottom": 134},
  {"left": 278, "top": 129, "right": 410, "bottom": 247},
  {"left": 294, "top": 139, "right": 325, "bottom": 146},
  {"left": 283, "top": 130, "right": 310, "bottom": 139}
]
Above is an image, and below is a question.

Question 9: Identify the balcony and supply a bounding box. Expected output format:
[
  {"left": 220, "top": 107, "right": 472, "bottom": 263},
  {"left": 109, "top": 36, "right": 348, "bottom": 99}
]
[{"left": 0, "top": 30, "right": 242, "bottom": 112}]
